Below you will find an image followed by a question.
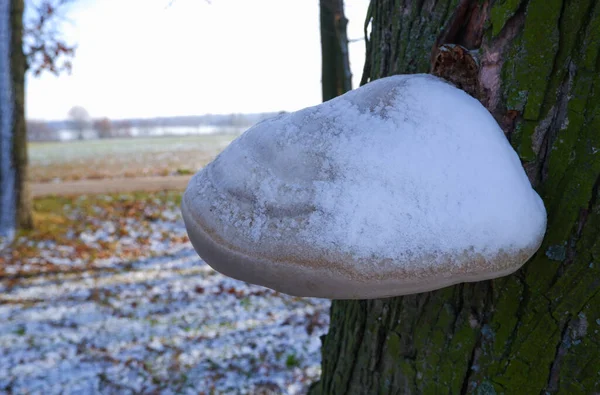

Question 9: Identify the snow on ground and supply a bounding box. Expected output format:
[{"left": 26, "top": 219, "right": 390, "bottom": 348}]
[
  {"left": 0, "top": 195, "right": 330, "bottom": 394},
  {"left": 0, "top": 248, "right": 330, "bottom": 394}
]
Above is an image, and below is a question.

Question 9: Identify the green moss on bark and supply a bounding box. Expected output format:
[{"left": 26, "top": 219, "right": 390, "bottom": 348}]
[{"left": 490, "top": 0, "right": 522, "bottom": 37}]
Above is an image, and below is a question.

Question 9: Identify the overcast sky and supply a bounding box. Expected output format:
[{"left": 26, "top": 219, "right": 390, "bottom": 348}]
[{"left": 25, "top": 0, "right": 370, "bottom": 121}]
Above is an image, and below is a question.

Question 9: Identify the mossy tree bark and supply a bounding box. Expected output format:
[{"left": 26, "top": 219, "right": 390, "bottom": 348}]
[
  {"left": 320, "top": 0, "right": 352, "bottom": 102},
  {"left": 311, "top": 0, "right": 600, "bottom": 393}
]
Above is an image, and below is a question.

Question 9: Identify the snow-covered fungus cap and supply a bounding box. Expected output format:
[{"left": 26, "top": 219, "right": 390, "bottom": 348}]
[{"left": 181, "top": 74, "right": 547, "bottom": 299}]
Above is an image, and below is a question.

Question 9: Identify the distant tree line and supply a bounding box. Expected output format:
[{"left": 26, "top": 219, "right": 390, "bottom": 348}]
[{"left": 26, "top": 110, "right": 281, "bottom": 141}]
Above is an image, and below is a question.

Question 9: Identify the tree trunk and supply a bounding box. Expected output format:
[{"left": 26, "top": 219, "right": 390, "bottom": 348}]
[
  {"left": 0, "top": 0, "right": 16, "bottom": 247},
  {"left": 12, "top": 0, "right": 32, "bottom": 231},
  {"left": 311, "top": 0, "right": 600, "bottom": 394},
  {"left": 0, "top": 0, "right": 30, "bottom": 248},
  {"left": 320, "top": 0, "right": 352, "bottom": 102}
]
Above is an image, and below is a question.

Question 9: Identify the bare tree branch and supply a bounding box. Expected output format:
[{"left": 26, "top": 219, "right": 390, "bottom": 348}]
[{"left": 24, "top": 0, "right": 76, "bottom": 76}]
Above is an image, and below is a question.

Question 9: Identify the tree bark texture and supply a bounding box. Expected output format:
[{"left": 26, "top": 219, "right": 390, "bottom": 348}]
[
  {"left": 320, "top": 0, "right": 353, "bottom": 102},
  {"left": 311, "top": 0, "right": 600, "bottom": 393}
]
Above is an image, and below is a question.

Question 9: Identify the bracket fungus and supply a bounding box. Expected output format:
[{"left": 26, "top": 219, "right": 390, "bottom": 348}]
[{"left": 182, "top": 74, "right": 547, "bottom": 299}]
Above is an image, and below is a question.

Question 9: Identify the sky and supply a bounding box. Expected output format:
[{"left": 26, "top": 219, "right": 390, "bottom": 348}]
[{"left": 25, "top": 0, "right": 370, "bottom": 121}]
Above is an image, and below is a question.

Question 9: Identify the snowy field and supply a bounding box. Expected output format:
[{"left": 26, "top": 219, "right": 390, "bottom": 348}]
[
  {"left": 0, "top": 193, "right": 330, "bottom": 394},
  {"left": 28, "top": 134, "right": 238, "bottom": 183}
]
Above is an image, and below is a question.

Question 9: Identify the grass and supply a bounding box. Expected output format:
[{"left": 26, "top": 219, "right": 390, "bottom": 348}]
[
  {"left": 286, "top": 353, "right": 301, "bottom": 368},
  {"left": 28, "top": 134, "right": 238, "bottom": 182},
  {"left": 28, "top": 190, "right": 181, "bottom": 236},
  {"left": 1, "top": 191, "right": 186, "bottom": 277}
]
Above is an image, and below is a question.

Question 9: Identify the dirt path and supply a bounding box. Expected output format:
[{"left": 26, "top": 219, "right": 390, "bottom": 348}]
[{"left": 30, "top": 175, "right": 192, "bottom": 197}]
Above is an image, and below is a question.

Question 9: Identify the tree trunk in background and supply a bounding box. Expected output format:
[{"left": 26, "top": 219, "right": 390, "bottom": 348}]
[
  {"left": 320, "top": 0, "right": 352, "bottom": 102},
  {"left": 12, "top": 0, "right": 32, "bottom": 231},
  {"left": 311, "top": 0, "right": 600, "bottom": 393},
  {"left": 0, "top": 0, "right": 31, "bottom": 248}
]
